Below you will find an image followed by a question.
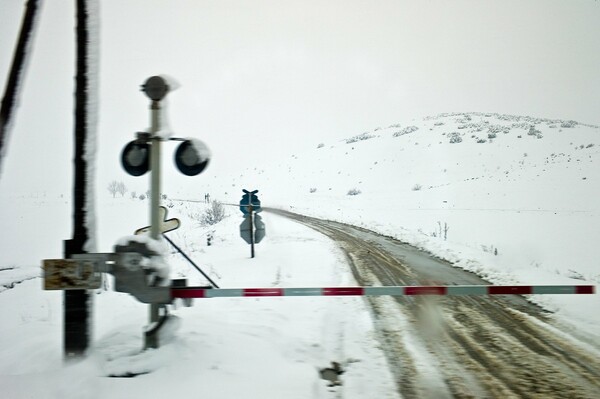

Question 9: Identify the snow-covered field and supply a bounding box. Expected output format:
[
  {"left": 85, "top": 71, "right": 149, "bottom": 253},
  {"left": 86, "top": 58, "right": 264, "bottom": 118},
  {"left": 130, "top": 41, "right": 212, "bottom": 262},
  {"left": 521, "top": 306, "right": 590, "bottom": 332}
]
[
  {"left": 199, "top": 112, "right": 600, "bottom": 336},
  {"left": 0, "top": 112, "right": 599, "bottom": 398},
  {"left": 0, "top": 197, "right": 398, "bottom": 398}
]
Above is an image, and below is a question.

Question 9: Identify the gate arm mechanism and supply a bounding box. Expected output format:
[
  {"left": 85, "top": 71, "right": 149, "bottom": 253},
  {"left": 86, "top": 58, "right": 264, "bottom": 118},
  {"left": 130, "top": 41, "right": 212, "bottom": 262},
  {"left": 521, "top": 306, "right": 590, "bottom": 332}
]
[
  {"left": 171, "top": 284, "right": 596, "bottom": 299},
  {"left": 43, "top": 251, "right": 181, "bottom": 304}
]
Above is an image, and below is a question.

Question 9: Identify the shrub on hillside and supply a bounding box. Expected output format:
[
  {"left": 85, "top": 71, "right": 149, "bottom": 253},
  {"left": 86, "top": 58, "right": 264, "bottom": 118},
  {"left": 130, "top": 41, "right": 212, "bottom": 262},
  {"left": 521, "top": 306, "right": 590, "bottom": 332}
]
[
  {"left": 488, "top": 125, "right": 510, "bottom": 134},
  {"left": 511, "top": 122, "right": 530, "bottom": 130},
  {"left": 449, "top": 132, "right": 462, "bottom": 144},
  {"left": 346, "top": 132, "right": 375, "bottom": 144},
  {"left": 347, "top": 188, "right": 361, "bottom": 196},
  {"left": 528, "top": 125, "right": 541, "bottom": 136},
  {"left": 393, "top": 126, "right": 419, "bottom": 137}
]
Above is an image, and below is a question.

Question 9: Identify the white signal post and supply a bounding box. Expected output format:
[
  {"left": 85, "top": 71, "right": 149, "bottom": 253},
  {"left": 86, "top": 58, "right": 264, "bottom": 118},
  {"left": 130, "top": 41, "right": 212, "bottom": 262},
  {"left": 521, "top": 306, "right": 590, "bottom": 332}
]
[{"left": 143, "top": 76, "right": 169, "bottom": 350}]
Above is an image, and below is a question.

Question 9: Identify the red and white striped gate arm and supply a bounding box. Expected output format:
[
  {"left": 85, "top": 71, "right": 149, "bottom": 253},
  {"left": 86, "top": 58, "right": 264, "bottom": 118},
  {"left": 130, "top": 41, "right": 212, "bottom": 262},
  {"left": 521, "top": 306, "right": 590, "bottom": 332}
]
[{"left": 171, "top": 285, "right": 595, "bottom": 299}]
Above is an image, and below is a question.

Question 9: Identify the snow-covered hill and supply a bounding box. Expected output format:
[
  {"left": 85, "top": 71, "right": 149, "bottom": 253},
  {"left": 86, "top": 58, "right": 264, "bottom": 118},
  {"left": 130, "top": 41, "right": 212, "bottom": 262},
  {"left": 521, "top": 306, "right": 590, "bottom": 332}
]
[
  {"left": 199, "top": 112, "right": 600, "bottom": 329},
  {"left": 1, "top": 112, "right": 598, "bottom": 398}
]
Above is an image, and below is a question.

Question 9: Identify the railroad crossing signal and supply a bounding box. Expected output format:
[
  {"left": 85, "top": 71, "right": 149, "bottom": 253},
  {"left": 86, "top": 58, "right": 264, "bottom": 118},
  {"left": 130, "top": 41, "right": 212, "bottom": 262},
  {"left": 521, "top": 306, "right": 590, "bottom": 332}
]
[
  {"left": 119, "top": 75, "right": 212, "bottom": 350},
  {"left": 240, "top": 215, "right": 252, "bottom": 244},
  {"left": 240, "top": 189, "right": 261, "bottom": 214},
  {"left": 254, "top": 214, "right": 265, "bottom": 243},
  {"left": 240, "top": 213, "right": 266, "bottom": 245},
  {"left": 239, "top": 189, "right": 265, "bottom": 257}
]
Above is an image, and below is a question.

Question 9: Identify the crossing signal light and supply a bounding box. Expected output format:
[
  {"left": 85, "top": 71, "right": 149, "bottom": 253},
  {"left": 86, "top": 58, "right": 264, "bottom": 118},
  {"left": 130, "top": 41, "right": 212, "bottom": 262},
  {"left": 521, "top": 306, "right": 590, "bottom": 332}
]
[
  {"left": 121, "top": 140, "right": 150, "bottom": 176},
  {"left": 174, "top": 139, "right": 210, "bottom": 176}
]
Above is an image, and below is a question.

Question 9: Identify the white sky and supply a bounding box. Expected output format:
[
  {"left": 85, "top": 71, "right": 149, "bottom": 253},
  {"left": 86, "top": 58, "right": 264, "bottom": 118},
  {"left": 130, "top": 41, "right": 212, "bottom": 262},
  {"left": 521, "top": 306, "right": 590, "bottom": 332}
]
[{"left": 1, "top": 0, "right": 599, "bottom": 196}]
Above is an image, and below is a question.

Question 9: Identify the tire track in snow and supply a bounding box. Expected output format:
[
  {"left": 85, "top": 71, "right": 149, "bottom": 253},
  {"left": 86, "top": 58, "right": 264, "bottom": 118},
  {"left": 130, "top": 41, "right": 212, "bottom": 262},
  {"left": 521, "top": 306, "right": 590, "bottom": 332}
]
[{"left": 270, "top": 208, "right": 600, "bottom": 398}]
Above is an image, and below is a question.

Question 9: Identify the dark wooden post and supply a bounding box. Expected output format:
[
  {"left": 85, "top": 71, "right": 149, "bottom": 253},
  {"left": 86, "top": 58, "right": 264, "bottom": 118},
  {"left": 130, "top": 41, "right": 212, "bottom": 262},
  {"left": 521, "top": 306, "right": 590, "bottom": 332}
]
[
  {"left": 64, "top": 0, "right": 95, "bottom": 359},
  {"left": 0, "top": 0, "right": 40, "bottom": 169},
  {"left": 249, "top": 205, "right": 255, "bottom": 258}
]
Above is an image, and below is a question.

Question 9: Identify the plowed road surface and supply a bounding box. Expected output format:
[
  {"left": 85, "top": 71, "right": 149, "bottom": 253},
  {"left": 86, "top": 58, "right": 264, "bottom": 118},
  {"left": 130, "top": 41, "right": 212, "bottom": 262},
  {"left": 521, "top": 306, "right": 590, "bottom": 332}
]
[{"left": 270, "top": 209, "right": 600, "bottom": 399}]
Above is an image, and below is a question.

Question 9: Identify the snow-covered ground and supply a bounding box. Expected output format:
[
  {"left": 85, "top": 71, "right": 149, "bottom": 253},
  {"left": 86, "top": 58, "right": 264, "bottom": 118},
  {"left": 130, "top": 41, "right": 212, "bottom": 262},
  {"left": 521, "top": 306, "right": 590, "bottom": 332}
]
[
  {"left": 0, "top": 112, "right": 598, "bottom": 397},
  {"left": 0, "top": 197, "right": 398, "bottom": 398},
  {"left": 198, "top": 112, "right": 600, "bottom": 336}
]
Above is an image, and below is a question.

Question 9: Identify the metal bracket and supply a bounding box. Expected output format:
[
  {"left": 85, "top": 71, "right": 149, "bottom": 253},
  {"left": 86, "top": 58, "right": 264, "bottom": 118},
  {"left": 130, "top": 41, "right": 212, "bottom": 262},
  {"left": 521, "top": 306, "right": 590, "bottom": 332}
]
[
  {"left": 109, "top": 252, "right": 171, "bottom": 304},
  {"left": 43, "top": 248, "right": 175, "bottom": 304},
  {"left": 43, "top": 235, "right": 201, "bottom": 305}
]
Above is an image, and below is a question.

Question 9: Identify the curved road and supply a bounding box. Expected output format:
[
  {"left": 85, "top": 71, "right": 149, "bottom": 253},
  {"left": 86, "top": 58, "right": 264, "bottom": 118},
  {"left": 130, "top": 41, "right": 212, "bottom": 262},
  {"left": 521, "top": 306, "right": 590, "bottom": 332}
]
[{"left": 268, "top": 208, "right": 600, "bottom": 398}]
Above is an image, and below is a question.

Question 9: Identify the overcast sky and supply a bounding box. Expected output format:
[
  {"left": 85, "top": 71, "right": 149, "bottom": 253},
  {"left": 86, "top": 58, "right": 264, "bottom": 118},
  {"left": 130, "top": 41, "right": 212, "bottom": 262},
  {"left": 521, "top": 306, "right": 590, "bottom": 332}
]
[{"left": 1, "top": 0, "right": 599, "bottom": 197}]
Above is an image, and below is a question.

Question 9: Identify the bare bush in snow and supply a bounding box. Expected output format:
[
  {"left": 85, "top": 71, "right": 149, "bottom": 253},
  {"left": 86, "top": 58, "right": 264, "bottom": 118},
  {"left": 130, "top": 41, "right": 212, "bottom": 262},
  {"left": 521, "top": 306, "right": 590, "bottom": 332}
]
[
  {"left": 196, "top": 200, "right": 227, "bottom": 226},
  {"left": 106, "top": 180, "right": 119, "bottom": 198},
  {"left": 116, "top": 182, "right": 127, "bottom": 197},
  {"left": 347, "top": 188, "right": 362, "bottom": 196},
  {"left": 437, "top": 221, "right": 449, "bottom": 240}
]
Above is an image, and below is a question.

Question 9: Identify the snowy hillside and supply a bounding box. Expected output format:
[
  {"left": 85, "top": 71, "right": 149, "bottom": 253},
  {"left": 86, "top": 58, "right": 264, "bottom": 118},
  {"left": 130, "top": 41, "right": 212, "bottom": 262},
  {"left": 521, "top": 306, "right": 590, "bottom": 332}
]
[
  {"left": 199, "top": 112, "right": 600, "bottom": 331},
  {"left": 1, "top": 112, "right": 599, "bottom": 398}
]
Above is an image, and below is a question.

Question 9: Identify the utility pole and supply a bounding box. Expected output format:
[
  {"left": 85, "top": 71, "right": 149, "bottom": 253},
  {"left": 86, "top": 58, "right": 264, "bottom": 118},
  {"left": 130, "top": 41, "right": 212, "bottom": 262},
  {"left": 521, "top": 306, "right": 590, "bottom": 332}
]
[
  {"left": 0, "top": 0, "right": 40, "bottom": 173},
  {"left": 64, "top": 0, "right": 97, "bottom": 359}
]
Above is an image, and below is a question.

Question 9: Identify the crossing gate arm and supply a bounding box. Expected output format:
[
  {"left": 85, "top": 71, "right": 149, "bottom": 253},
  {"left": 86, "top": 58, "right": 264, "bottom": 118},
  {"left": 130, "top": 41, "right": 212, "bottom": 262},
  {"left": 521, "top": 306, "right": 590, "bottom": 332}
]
[{"left": 171, "top": 285, "right": 596, "bottom": 299}]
